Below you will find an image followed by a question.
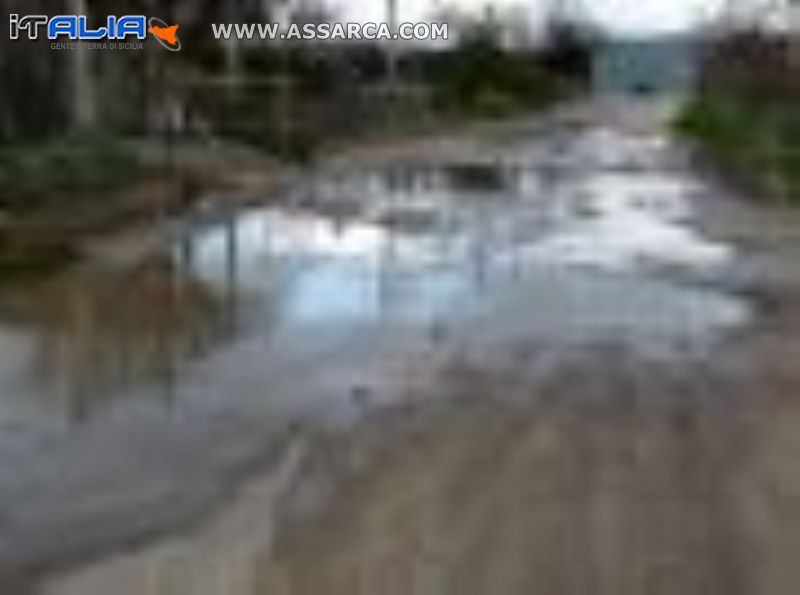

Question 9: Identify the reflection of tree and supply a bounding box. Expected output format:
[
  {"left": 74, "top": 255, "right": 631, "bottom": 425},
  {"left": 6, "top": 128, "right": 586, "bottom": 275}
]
[
  {"left": 14, "top": 255, "right": 226, "bottom": 422},
  {"left": 0, "top": 204, "right": 292, "bottom": 425}
]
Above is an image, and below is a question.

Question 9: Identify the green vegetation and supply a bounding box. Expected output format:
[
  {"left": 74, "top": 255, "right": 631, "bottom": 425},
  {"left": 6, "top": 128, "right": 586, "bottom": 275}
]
[
  {"left": 0, "top": 137, "right": 139, "bottom": 209},
  {"left": 0, "top": 138, "right": 137, "bottom": 276},
  {"left": 426, "top": 21, "right": 588, "bottom": 119},
  {"left": 676, "top": 95, "right": 800, "bottom": 201},
  {"left": 0, "top": 4, "right": 592, "bottom": 273},
  {"left": 0, "top": 138, "right": 141, "bottom": 273},
  {"left": 675, "top": 33, "right": 800, "bottom": 202},
  {"left": 430, "top": 42, "right": 563, "bottom": 117}
]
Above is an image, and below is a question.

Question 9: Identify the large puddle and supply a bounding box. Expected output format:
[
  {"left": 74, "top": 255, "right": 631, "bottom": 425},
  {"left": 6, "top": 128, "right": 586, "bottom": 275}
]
[{"left": 0, "top": 120, "right": 750, "bottom": 567}]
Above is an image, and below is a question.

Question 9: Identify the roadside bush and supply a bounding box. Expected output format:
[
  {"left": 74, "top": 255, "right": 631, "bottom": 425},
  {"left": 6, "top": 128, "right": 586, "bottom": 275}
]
[
  {"left": 677, "top": 95, "right": 800, "bottom": 201},
  {"left": 427, "top": 24, "right": 566, "bottom": 119},
  {"left": 0, "top": 137, "right": 139, "bottom": 211},
  {"left": 676, "top": 32, "right": 800, "bottom": 202}
]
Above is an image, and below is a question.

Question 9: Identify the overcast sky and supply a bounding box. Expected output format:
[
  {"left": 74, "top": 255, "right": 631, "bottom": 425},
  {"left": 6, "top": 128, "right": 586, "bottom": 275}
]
[{"left": 328, "top": 0, "right": 793, "bottom": 37}]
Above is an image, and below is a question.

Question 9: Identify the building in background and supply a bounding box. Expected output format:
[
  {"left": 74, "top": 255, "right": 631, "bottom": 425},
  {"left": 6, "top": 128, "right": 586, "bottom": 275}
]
[{"left": 592, "top": 37, "right": 699, "bottom": 95}]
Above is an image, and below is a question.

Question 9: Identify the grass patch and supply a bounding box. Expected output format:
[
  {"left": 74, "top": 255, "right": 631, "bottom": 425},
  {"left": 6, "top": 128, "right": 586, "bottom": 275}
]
[
  {"left": 0, "top": 137, "right": 140, "bottom": 212},
  {"left": 0, "top": 137, "right": 140, "bottom": 273},
  {"left": 675, "top": 95, "right": 800, "bottom": 202}
]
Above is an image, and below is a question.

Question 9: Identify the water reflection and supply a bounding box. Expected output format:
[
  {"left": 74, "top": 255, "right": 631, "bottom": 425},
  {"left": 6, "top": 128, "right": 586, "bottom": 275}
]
[
  {"left": 0, "top": 123, "right": 749, "bottom": 428},
  {"left": 0, "top": 256, "right": 226, "bottom": 423},
  {"left": 0, "top": 119, "right": 759, "bottom": 570},
  {"left": 186, "top": 208, "right": 481, "bottom": 329},
  {"left": 442, "top": 163, "right": 510, "bottom": 192}
]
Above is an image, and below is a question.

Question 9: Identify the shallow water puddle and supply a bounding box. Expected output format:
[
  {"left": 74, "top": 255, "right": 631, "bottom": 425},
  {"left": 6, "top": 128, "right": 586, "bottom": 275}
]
[
  {"left": 0, "top": 125, "right": 748, "bottom": 425},
  {"left": 0, "top": 120, "right": 752, "bottom": 568},
  {"left": 527, "top": 171, "right": 731, "bottom": 271}
]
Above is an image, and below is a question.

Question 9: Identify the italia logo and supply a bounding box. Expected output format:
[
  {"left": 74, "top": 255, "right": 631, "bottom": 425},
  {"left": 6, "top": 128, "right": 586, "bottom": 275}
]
[{"left": 9, "top": 14, "right": 181, "bottom": 51}]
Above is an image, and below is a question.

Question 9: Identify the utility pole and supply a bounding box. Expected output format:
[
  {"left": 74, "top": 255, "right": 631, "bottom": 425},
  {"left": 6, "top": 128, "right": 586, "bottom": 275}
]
[
  {"left": 387, "top": 0, "right": 399, "bottom": 67},
  {"left": 70, "top": 0, "right": 97, "bottom": 133},
  {"left": 790, "top": 1, "right": 799, "bottom": 73},
  {"left": 225, "top": 0, "right": 243, "bottom": 98},
  {"left": 278, "top": 0, "right": 293, "bottom": 157},
  {"left": 386, "top": 0, "right": 399, "bottom": 130}
]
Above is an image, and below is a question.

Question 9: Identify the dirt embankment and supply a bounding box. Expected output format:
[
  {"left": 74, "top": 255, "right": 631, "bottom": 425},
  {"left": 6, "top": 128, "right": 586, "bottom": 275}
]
[{"left": 0, "top": 141, "right": 282, "bottom": 275}]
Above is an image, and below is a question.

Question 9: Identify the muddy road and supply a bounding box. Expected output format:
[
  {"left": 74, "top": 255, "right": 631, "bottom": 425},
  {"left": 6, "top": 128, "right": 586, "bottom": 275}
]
[{"left": 1, "top": 100, "right": 800, "bottom": 594}]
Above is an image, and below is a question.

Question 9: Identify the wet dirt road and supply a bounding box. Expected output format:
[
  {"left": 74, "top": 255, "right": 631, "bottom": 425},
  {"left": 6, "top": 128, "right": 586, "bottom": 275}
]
[{"left": 3, "top": 100, "right": 800, "bottom": 593}]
